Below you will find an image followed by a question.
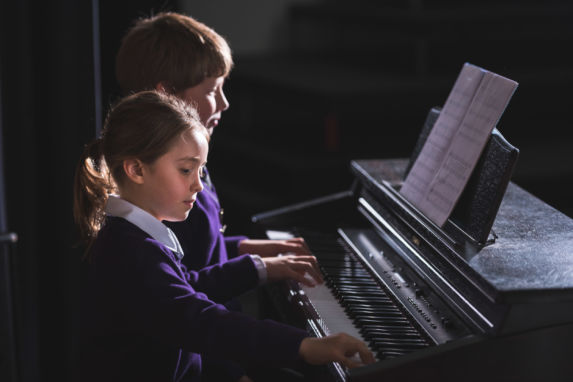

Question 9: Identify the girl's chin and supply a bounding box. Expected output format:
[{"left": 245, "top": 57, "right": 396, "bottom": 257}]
[{"left": 164, "top": 211, "right": 190, "bottom": 222}]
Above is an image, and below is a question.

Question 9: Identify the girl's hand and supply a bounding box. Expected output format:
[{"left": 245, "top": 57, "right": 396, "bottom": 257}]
[
  {"left": 238, "top": 238, "right": 311, "bottom": 258},
  {"left": 299, "top": 333, "right": 376, "bottom": 369},
  {"left": 262, "top": 255, "right": 323, "bottom": 286}
]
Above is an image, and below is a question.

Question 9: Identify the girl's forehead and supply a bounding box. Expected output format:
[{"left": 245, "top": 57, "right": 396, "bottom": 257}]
[{"left": 170, "top": 129, "right": 208, "bottom": 156}]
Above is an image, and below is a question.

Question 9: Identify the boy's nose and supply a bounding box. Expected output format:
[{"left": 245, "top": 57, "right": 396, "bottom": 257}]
[{"left": 218, "top": 90, "right": 229, "bottom": 112}]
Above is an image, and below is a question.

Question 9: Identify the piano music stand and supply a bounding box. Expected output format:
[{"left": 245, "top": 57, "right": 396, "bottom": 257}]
[{"left": 405, "top": 107, "right": 519, "bottom": 247}]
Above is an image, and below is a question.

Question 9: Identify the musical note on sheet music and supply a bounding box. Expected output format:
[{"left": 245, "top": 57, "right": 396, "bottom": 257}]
[{"left": 400, "top": 63, "right": 518, "bottom": 227}]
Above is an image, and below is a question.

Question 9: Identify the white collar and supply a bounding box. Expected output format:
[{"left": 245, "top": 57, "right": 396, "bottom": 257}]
[{"left": 104, "top": 195, "right": 184, "bottom": 259}]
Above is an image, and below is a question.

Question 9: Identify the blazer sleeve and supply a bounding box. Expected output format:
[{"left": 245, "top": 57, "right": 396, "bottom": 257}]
[
  {"left": 224, "top": 235, "right": 248, "bottom": 259},
  {"left": 183, "top": 253, "right": 259, "bottom": 302},
  {"left": 122, "top": 238, "right": 308, "bottom": 367}
]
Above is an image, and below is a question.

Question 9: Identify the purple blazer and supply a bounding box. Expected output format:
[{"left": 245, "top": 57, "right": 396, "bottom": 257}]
[
  {"left": 166, "top": 168, "right": 246, "bottom": 272},
  {"left": 78, "top": 217, "right": 307, "bottom": 382}
]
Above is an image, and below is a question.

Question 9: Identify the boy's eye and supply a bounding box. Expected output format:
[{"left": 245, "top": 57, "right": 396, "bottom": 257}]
[
  {"left": 199, "top": 166, "right": 205, "bottom": 177},
  {"left": 180, "top": 168, "right": 191, "bottom": 175}
]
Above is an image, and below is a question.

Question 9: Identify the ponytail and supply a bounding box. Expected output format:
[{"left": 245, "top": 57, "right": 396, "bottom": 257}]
[{"left": 73, "top": 138, "right": 116, "bottom": 249}]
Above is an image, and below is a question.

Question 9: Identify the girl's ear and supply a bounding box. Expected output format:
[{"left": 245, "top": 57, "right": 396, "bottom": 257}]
[{"left": 123, "top": 159, "right": 145, "bottom": 184}]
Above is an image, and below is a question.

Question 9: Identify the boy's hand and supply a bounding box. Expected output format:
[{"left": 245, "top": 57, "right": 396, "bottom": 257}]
[
  {"left": 262, "top": 255, "right": 323, "bottom": 286},
  {"left": 299, "top": 333, "right": 375, "bottom": 369},
  {"left": 237, "top": 376, "right": 253, "bottom": 382},
  {"left": 238, "top": 238, "right": 311, "bottom": 258}
]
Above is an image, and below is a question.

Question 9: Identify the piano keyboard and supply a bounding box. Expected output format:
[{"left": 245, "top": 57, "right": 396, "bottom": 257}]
[{"left": 287, "top": 230, "right": 431, "bottom": 361}]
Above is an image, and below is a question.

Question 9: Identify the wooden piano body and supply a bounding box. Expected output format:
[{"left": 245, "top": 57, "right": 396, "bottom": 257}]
[{"left": 253, "top": 158, "right": 573, "bottom": 382}]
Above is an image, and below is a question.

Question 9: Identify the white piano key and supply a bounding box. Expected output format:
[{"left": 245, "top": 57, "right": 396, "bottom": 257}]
[{"left": 299, "top": 282, "right": 366, "bottom": 342}]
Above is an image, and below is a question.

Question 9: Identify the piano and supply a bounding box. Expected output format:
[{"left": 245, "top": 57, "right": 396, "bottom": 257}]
[{"left": 252, "top": 156, "right": 573, "bottom": 381}]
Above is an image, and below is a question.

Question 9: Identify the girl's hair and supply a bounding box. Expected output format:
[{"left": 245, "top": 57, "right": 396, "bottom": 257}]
[
  {"left": 116, "top": 12, "right": 233, "bottom": 94},
  {"left": 73, "top": 90, "right": 207, "bottom": 248}
]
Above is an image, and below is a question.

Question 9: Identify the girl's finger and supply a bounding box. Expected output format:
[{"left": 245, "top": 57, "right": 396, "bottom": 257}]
[{"left": 290, "top": 269, "right": 314, "bottom": 286}]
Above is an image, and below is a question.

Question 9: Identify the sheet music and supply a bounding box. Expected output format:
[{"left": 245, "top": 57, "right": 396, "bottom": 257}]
[{"left": 400, "top": 63, "right": 518, "bottom": 227}]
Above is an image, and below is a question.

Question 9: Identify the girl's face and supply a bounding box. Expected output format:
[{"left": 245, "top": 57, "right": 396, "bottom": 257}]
[
  {"left": 177, "top": 76, "right": 229, "bottom": 136},
  {"left": 139, "top": 129, "right": 208, "bottom": 222}
]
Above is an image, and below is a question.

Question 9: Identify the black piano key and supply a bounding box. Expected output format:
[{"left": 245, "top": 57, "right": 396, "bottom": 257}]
[
  {"left": 334, "top": 285, "right": 386, "bottom": 292},
  {"left": 339, "top": 291, "right": 389, "bottom": 299},
  {"left": 369, "top": 340, "right": 428, "bottom": 350},
  {"left": 328, "top": 279, "right": 379, "bottom": 287},
  {"left": 346, "top": 308, "right": 404, "bottom": 319},
  {"left": 360, "top": 325, "right": 420, "bottom": 335},
  {"left": 377, "top": 349, "right": 409, "bottom": 358},
  {"left": 348, "top": 311, "right": 406, "bottom": 320},
  {"left": 355, "top": 317, "right": 411, "bottom": 326},
  {"left": 365, "top": 330, "right": 426, "bottom": 341},
  {"left": 361, "top": 324, "right": 419, "bottom": 332},
  {"left": 345, "top": 304, "right": 400, "bottom": 311},
  {"left": 334, "top": 289, "right": 389, "bottom": 298},
  {"left": 338, "top": 296, "right": 394, "bottom": 305}
]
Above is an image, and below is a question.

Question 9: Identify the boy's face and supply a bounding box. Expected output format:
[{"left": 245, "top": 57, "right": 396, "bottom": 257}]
[{"left": 177, "top": 76, "right": 229, "bottom": 136}]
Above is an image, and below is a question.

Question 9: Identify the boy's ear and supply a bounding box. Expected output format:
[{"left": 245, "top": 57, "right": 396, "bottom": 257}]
[{"left": 123, "top": 159, "right": 145, "bottom": 184}]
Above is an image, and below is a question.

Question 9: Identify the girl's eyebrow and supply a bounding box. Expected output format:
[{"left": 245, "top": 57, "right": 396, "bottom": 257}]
[{"left": 177, "top": 156, "right": 201, "bottom": 163}]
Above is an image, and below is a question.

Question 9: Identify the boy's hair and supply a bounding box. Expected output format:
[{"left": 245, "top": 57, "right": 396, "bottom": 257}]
[
  {"left": 73, "top": 90, "right": 208, "bottom": 249},
  {"left": 116, "top": 12, "right": 233, "bottom": 95}
]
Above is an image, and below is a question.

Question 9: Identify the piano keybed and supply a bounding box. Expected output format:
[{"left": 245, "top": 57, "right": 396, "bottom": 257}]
[{"left": 296, "top": 230, "right": 432, "bottom": 361}]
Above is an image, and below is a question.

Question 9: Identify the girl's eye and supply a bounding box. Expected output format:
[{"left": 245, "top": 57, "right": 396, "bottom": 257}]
[{"left": 199, "top": 166, "right": 205, "bottom": 177}]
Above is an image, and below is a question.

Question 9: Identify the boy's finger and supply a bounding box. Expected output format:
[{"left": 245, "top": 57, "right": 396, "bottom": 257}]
[{"left": 292, "top": 237, "right": 311, "bottom": 253}]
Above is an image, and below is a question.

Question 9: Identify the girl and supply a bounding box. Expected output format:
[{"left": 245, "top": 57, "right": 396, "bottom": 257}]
[{"left": 73, "top": 91, "right": 374, "bottom": 381}]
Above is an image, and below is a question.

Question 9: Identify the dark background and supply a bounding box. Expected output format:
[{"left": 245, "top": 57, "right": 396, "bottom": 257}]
[{"left": 1, "top": 0, "right": 572, "bottom": 381}]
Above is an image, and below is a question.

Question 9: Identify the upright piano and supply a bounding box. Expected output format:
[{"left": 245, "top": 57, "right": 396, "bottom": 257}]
[{"left": 252, "top": 135, "right": 573, "bottom": 380}]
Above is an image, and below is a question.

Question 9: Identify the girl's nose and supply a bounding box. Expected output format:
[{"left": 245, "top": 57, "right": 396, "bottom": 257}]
[
  {"left": 196, "top": 178, "right": 204, "bottom": 193},
  {"left": 192, "top": 173, "right": 204, "bottom": 193}
]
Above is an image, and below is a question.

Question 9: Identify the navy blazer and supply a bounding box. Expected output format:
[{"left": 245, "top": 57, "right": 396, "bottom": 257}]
[
  {"left": 78, "top": 217, "right": 307, "bottom": 382},
  {"left": 167, "top": 168, "right": 247, "bottom": 272}
]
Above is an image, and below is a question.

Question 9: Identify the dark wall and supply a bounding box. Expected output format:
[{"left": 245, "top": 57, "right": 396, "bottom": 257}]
[
  {"left": 98, "top": 0, "right": 179, "bottom": 118},
  {"left": 0, "top": 57, "right": 19, "bottom": 382},
  {"left": 0, "top": 1, "right": 174, "bottom": 381},
  {"left": 0, "top": 1, "right": 97, "bottom": 380}
]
